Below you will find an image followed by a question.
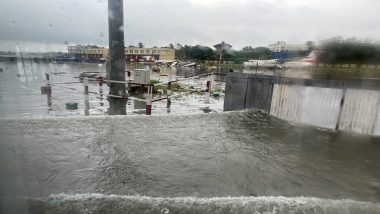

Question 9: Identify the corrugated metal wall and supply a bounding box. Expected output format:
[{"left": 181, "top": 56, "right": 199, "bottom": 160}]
[
  {"left": 270, "top": 84, "right": 342, "bottom": 128},
  {"left": 300, "top": 87, "right": 343, "bottom": 129},
  {"left": 270, "top": 84, "right": 304, "bottom": 123},
  {"left": 338, "top": 89, "right": 380, "bottom": 135},
  {"left": 245, "top": 77, "right": 274, "bottom": 112},
  {"left": 224, "top": 73, "right": 380, "bottom": 136},
  {"left": 224, "top": 73, "right": 274, "bottom": 112},
  {"left": 224, "top": 73, "right": 249, "bottom": 111},
  {"left": 270, "top": 84, "right": 343, "bottom": 128},
  {"left": 270, "top": 85, "right": 380, "bottom": 136},
  {"left": 373, "top": 104, "right": 380, "bottom": 136}
]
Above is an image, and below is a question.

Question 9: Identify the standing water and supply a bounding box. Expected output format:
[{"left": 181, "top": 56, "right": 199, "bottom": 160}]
[
  {"left": 1, "top": 111, "right": 380, "bottom": 213},
  {"left": 1, "top": 62, "right": 380, "bottom": 213},
  {"left": 0, "top": 61, "right": 224, "bottom": 118}
]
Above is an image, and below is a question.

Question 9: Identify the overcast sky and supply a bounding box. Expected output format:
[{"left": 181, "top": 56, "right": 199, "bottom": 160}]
[{"left": 0, "top": 0, "right": 379, "bottom": 52}]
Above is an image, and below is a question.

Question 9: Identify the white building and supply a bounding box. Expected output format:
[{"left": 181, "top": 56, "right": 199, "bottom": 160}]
[{"left": 268, "top": 41, "right": 308, "bottom": 52}]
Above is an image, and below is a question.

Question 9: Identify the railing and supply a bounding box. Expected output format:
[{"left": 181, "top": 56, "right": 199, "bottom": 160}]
[{"left": 42, "top": 71, "right": 213, "bottom": 115}]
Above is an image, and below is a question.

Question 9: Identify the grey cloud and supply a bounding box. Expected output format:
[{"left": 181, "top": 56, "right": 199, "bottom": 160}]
[{"left": 0, "top": 0, "right": 379, "bottom": 51}]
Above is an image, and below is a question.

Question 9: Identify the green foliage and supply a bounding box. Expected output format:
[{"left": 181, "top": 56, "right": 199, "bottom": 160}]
[
  {"left": 174, "top": 44, "right": 272, "bottom": 62},
  {"left": 235, "top": 46, "right": 272, "bottom": 61},
  {"left": 176, "top": 45, "right": 215, "bottom": 60},
  {"left": 153, "top": 84, "right": 167, "bottom": 94},
  {"left": 151, "top": 82, "right": 185, "bottom": 95},
  {"left": 171, "top": 82, "right": 184, "bottom": 91},
  {"left": 150, "top": 79, "right": 160, "bottom": 85},
  {"left": 213, "top": 86, "right": 225, "bottom": 93},
  {"left": 318, "top": 37, "right": 380, "bottom": 64}
]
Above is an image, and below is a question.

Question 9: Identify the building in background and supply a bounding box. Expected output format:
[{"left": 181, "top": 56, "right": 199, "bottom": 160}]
[
  {"left": 68, "top": 45, "right": 175, "bottom": 62},
  {"left": 268, "top": 41, "right": 309, "bottom": 60},
  {"left": 125, "top": 47, "right": 175, "bottom": 61},
  {"left": 268, "top": 41, "right": 308, "bottom": 52},
  {"left": 68, "top": 45, "right": 108, "bottom": 62}
]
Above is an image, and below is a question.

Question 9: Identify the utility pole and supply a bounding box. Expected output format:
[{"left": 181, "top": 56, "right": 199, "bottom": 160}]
[{"left": 108, "top": 0, "right": 126, "bottom": 98}]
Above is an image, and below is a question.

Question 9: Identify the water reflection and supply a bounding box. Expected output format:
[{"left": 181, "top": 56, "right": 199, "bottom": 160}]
[
  {"left": 46, "top": 91, "right": 52, "bottom": 111},
  {"left": 108, "top": 98, "right": 127, "bottom": 115}
]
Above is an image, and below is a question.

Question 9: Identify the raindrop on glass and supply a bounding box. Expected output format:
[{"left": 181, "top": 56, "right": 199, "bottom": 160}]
[
  {"left": 108, "top": 10, "right": 114, "bottom": 19},
  {"left": 161, "top": 208, "right": 169, "bottom": 214}
]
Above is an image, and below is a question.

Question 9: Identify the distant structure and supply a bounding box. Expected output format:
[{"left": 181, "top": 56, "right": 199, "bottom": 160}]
[
  {"left": 124, "top": 47, "right": 175, "bottom": 61},
  {"left": 214, "top": 42, "right": 232, "bottom": 51},
  {"left": 68, "top": 45, "right": 108, "bottom": 61},
  {"left": 214, "top": 42, "right": 232, "bottom": 68},
  {"left": 68, "top": 45, "right": 175, "bottom": 62},
  {"left": 268, "top": 41, "right": 308, "bottom": 52}
]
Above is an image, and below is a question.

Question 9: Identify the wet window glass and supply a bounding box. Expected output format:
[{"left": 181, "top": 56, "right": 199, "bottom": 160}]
[{"left": 0, "top": 0, "right": 380, "bottom": 213}]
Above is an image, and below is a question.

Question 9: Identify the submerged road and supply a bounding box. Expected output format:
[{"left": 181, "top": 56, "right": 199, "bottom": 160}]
[{"left": 1, "top": 111, "right": 380, "bottom": 213}]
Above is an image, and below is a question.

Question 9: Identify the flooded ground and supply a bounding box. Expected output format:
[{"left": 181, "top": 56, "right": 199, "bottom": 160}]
[
  {"left": 1, "top": 111, "right": 380, "bottom": 213},
  {"left": 1, "top": 61, "right": 380, "bottom": 213},
  {"left": 0, "top": 61, "right": 224, "bottom": 119},
  {"left": 2, "top": 61, "right": 378, "bottom": 120}
]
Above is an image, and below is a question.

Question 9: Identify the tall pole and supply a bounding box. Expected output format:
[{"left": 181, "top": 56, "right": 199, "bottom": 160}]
[{"left": 108, "top": 0, "right": 126, "bottom": 97}]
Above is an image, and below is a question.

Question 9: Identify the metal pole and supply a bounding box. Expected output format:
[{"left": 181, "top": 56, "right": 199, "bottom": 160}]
[
  {"left": 167, "top": 81, "right": 172, "bottom": 111},
  {"left": 84, "top": 77, "right": 90, "bottom": 116},
  {"left": 41, "top": 73, "right": 52, "bottom": 94},
  {"left": 218, "top": 52, "right": 222, "bottom": 73},
  {"left": 146, "top": 84, "right": 153, "bottom": 115},
  {"left": 126, "top": 70, "right": 131, "bottom": 90},
  {"left": 45, "top": 73, "right": 50, "bottom": 85},
  {"left": 204, "top": 74, "right": 211, "bottom": 104},
  {"left": 99, "top": 80, "right": 104, "bottom": 107},
  {"left": 108, "top": 0, "right": 126, "bottom": 98},
  {"left": 46, "top": 73, "right": 52, "bottom": 110}
]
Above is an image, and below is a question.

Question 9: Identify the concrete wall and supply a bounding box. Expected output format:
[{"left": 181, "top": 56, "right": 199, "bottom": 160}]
[
  {"left": 245, "top": 76, "right": 274, "bottom": 112},
  {"left": 224, "top": 73, "right": 274, "bottom": 112},
  {"left": 224, "top": 73, "right": 249, "bottom": 111}
]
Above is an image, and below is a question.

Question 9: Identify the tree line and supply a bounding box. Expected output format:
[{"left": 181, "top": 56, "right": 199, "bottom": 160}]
[
  {"left": 318, "top": 37, "right": 380, "bottom": 64},
  {"left": 131, "top": 38, "right": 380, "bottom": 64},
  {"left": 175, "top": 44, "right": 272, "bottom": 63}
]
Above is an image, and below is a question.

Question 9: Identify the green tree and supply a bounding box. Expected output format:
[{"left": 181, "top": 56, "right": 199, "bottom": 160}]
[
  {"left": 234, "top": 46, "right": 272, "bottom": 62},
  {"left": 318, "top": 37, "right": 380, "bottom": 64}
]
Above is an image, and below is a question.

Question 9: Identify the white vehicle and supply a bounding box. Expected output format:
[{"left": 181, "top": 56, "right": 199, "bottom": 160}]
[
  {"left": 243, "top": 59, "right": 281, "bottom": 68},
  {"left": 181, "top": 62, "right": 197, "bottom": 67},
  {"left": 156, "top": 60, "right": 175, "bottom": 64}
]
